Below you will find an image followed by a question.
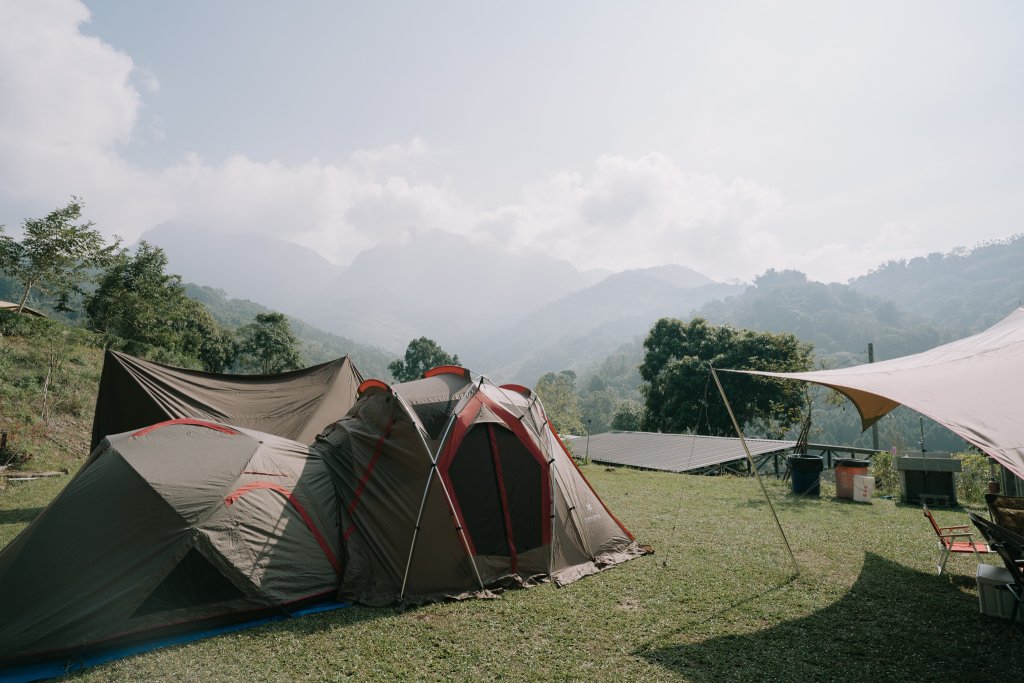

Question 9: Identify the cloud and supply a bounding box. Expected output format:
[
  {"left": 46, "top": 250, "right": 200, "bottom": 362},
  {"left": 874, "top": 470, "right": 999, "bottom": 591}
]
[
  {"left": 0, "top": 1, "right": 823, "bottom": 282},
  {"left": 493, "top": 154, "right": 786, "bottom": 278}
]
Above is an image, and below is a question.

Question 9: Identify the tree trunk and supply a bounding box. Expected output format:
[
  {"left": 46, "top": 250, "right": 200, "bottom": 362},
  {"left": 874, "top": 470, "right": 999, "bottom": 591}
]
[{"left": 16, "top": 280, "right": 33, "bottom": 315}]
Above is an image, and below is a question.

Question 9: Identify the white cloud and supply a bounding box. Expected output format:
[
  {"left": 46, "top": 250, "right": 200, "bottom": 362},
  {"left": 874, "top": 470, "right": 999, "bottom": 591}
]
[{"left": 1, "top": 0, "right": 955, "bottom": 285}]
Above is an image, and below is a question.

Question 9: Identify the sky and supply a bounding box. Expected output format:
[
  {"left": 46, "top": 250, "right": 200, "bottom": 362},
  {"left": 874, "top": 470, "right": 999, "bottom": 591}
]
[{"left": 0, "top": 0, "right": 1021, "bottom": 283}]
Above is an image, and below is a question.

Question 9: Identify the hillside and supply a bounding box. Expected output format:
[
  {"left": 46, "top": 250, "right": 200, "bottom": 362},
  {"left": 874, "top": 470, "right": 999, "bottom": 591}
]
[
  {"left": 850, "top": 234, "right": 1024, "bottom": 336},
  {"left": 185, "top": 285, "right": 394, "bottom": 379}
]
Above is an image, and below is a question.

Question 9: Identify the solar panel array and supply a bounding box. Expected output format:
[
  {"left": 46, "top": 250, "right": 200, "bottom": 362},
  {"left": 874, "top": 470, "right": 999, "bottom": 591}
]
[{"left": 566, "top": 431, "right": 796, "bottom": 473}]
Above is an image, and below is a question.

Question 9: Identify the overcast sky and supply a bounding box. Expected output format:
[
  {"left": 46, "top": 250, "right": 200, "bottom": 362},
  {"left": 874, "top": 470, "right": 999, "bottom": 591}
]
[{"left": 1, "top": 0, "right": 1021, "bottom": 283}]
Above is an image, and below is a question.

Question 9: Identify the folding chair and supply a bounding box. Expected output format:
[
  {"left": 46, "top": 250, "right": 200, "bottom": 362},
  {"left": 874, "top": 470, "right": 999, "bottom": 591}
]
[
  {"left": 969, "top": 512, "right": 1024, "bottom": 629},
  {"left": 923, "top": 503, "right": 992, "bottom": 575}
]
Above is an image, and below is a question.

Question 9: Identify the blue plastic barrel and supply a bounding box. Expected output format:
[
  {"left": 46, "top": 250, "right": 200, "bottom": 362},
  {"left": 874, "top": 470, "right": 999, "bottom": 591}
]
[{"left": 790, "top": 455, "right": 824, "bottom": 496}]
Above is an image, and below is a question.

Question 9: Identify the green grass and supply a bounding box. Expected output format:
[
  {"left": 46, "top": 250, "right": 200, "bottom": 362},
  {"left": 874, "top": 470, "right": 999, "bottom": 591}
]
[{"left": 3, "top": 466, "right": 1022, "bottom": 682}]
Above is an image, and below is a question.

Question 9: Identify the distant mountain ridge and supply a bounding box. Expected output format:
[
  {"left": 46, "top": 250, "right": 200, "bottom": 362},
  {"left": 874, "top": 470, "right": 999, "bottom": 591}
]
[{"left": 144, "top": 222, "right": 1024, "bottom": 387}]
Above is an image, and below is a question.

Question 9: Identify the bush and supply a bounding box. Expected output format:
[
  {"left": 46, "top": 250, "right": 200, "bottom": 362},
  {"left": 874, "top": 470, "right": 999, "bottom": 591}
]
[
  {"left": 955, "top": 451, "right": 993, "bottom": 505},
  {"left": 870, "top": 450, "right": 899, "bottom": 497}
]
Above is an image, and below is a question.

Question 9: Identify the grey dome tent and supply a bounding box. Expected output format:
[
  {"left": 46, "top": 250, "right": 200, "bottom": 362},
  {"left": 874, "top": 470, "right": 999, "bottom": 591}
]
[
  {"left": 0, "top": 420, "right": 342, "bottom": 665},
  {"left": 0, "top": 365, "right": 645, "bottom": 667},
  {"left": 319, "top": 366, "right": 645, "bottom": 605}
]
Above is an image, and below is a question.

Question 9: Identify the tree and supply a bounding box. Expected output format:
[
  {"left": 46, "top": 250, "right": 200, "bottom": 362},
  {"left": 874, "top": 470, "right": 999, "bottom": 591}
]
[
  {"left": 389, "top": 337, "right": 460, "bottom": 382},
  {"left": 237, "top": 312, "right": 302, "bottom": 374},
  {"left": 580, "top": 388, "right": 618, "bottom": 434},
  {"left": 0, "top": 198, "right": 120, "bottom": 313},
  {"left": 611, "top": 400, "right": 646, "bottom": 431},
  {"left": 639, "top": 317, "right": 813, "bottom": 438},
  {"left": 85, "top": 242, "right": 237, "bottom": 371},
  {"left": 535, "top": 370, "right": 586, "bottom": 436}
]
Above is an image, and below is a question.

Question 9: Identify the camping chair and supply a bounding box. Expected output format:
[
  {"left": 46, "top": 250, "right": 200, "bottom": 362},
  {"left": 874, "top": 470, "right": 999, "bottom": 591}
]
[
  {"left": 923, "top": 503, "right": 992, "bottom": 575},
  {"left": 985, "top": 494, "right": 1024, "bottom": 536},
  {"left": 969, "top": 512, "right": 1024, "bottom": 629}
]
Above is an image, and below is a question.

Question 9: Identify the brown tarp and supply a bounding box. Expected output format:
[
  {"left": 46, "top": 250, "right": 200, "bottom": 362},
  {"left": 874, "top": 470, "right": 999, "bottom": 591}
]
[
  {"left": 91, "top": 350, "right": 363, "bottom": 449},
  {"left": 730, "top": 307, "right": 1024, "bottom": 480}
]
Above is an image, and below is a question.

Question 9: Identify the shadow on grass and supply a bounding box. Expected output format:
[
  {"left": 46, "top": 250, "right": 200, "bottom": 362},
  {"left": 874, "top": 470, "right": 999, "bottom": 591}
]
[
  {"left": 637, "top": 553, "right": 1023, "bottom": 681},
  {"left": 0, "top": 506, "right": 45, "bottom": 524}
]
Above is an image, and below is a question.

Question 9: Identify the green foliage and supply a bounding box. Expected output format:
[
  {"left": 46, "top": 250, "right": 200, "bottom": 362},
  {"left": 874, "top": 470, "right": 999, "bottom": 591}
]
[
  {"left": 84, "top": 243, "right": 237, "bottom": 372},
  {"left": 955, "top": 451, "right": 995, "bottom": 505},
  {"left": 388, "top": 337, "right": 460, "bottom": 382},
  {"left": 0, "top": 199, "right": 120, "bottom": 313},
  {"left": 869, "top": 450, "right": 899, "bottom": 496},
  {"left": 639, "top": 317, "right": 813, "bottom": 437},
  {"left": 610, "top": 399, "right": 646, "bottom": 431},
  {"left": 579, "top": 388, "right": 618, "bottom": 434},
  {"left": 535, "top": 370, "right": 585, "bottom": 436},
  {"left": 237, "top": 312, "right": 303, "bottom": 374},
  {"left": 852, "top": 235, "right": 1024, "bottom": 335},
  {"left": 696, "top": 268, "right": 943, "bottom": 359},
  {"left": 185, "top": 284, "right": 395, "bottom": 378}
]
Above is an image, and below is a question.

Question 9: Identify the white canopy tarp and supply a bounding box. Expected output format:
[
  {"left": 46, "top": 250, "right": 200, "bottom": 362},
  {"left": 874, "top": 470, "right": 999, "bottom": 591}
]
[{"left": 729, "top": 307, "right": 1024, "bottom": 480}]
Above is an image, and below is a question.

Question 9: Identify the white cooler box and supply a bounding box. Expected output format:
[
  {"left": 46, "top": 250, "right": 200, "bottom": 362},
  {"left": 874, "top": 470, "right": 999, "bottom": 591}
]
[
  {"left": 977, "top": 563, "right": 1016, "bottom": 619},
  {"left": 852, "top": 474, "right": 875, "bottom": 503}
]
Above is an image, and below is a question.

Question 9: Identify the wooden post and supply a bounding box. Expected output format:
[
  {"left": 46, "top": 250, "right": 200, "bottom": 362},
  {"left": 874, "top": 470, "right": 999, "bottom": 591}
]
[{"left": 868, "top": 343, "right": 880, "bottom": 451}]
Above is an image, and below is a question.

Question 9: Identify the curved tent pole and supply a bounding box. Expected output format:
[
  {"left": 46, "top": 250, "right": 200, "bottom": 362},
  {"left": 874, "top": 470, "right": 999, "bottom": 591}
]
[{"left": 398, "top": 382, "right": 486, "bottom": 599}]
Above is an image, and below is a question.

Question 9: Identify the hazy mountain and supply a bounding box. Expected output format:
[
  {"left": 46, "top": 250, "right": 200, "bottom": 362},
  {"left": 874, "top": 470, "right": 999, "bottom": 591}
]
[
  {"left": 464, "top": 265, "right": 743, "bottom": 383},
  {"left": 185, "top": 284, "right": 395, "bottom": 379},
  {"left": 849, "top": 234, "right": 1024, "bottom": 336},
  {"left": 140, "top": 222, "right": 339, "bottom": 314},
  {"left": 288, "top": 230, "right": 608, "bottom": 352}
]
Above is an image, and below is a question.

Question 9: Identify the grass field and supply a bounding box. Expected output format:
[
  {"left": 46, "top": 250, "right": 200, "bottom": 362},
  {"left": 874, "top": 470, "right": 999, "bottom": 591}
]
[{"left": 2, "top": 465, "right": 1023, "bottom": 682}]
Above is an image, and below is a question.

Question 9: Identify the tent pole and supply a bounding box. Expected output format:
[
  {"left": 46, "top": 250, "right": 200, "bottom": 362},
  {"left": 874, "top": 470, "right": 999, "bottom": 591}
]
[
  {"left": 397, "top": 383, "right": 488, "bottom": 595},
  {"left": 399, "top": 466, "right": 437, "bottom": 600},
  {"left": 711, "top": 368, "right": 799, "bottom": 575}
]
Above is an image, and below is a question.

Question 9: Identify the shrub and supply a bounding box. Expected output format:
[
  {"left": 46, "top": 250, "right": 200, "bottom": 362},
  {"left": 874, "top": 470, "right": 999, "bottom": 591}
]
[
  {"left": 955, "top": 451, "right": 993, "bottom": 505},
  {"left": 870, "top": 450, "right": 899, "bottom": 497}
]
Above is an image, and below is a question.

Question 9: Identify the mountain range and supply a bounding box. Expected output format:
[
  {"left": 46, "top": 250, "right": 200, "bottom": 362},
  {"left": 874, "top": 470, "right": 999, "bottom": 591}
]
[{"left": 141, "top": 223, "right": 1024, "bottom": 385}]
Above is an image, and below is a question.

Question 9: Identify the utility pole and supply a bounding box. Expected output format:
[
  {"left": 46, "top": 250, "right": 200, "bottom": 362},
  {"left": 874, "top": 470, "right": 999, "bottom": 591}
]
[{"left": 868, "top": 343, "right": 880, "bottom": 451}]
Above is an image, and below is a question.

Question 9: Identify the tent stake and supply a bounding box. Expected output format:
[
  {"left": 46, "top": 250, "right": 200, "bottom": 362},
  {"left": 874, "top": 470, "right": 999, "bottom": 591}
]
[{"left": 711, "top": 368, "right": 799, "bottom": 575}]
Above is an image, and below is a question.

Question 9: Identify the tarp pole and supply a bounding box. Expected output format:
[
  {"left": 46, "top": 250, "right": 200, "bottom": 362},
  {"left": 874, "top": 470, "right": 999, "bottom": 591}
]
[{"left": 711, "top": 368, "right": 799, "bottom": 575}]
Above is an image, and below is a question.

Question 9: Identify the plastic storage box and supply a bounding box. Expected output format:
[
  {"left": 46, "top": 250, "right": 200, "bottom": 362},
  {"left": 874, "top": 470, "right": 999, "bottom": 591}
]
[
  {"left": 852, "top": 474, "right": 875, "bottom": 503},
  {"left": 977, "top": 563, "right": 1016, "bottom": 619}
]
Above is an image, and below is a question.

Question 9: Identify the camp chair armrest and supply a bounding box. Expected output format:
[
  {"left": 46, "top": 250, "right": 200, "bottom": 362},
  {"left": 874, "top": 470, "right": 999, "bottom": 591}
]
[
  {"left": 938, "top": 531, "right": 975, "bottom": 539},
  {"left": 938, "top": 525, "right": 970, "bottom": 532}
]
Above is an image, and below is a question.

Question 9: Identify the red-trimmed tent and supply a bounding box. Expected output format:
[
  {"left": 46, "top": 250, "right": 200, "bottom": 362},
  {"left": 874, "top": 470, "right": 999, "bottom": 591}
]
[
  {"left": 0, "top": 366, "right": 645, "bottom": 665},
  {"left": 319, "top": 367, "right": 645, "bottom": 605},
  {"left": 0, "top": 420, "right": 342, "bottom": 664}
]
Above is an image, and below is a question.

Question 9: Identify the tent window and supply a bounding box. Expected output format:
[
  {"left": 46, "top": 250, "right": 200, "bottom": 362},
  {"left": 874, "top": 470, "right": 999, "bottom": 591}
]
[{"left": 133, "top": 548, "right": 245, "bottom": 617}]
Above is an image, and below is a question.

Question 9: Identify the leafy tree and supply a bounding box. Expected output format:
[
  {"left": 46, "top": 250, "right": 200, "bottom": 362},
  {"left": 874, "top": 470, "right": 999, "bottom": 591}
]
[
  {"left": 0, "top": 199, "right": 120, "bottom": 313},
  {"left": 611, "top": 400, "right": 646, "bottom": 431},
  {"left": 238, "top": 312, "right": 302, "bottom": 374},
  {"left": 535, "top": 370, "right": 586, "bottom": 436},
  {"left": 85, "top": 242, "right": 237, "bottom": 371},
  {"left": 389, "top": 337, "right": 460, "bottom": 382},
  {"left": 580, "top": 388, "right": 618, "bottom": 434},
  {"left": 639, "top": 317, "right": 813, "bottom": 438}
]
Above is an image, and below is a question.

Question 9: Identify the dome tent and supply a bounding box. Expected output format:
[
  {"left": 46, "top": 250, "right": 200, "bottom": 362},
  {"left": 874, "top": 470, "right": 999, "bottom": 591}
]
[
  {"left": 0, "top": 420, "right": 342, "bottom": 666},
  {"left": 319, "top": 366, "right": 645, "bottom": 605},
  {"left": 0, "top": 365, "right": 645, "bottom": 669}
]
